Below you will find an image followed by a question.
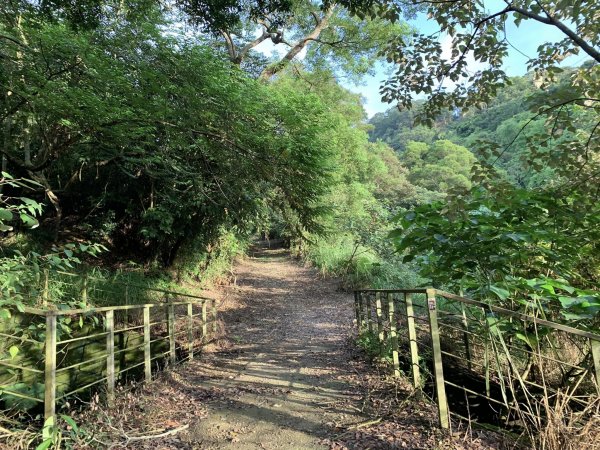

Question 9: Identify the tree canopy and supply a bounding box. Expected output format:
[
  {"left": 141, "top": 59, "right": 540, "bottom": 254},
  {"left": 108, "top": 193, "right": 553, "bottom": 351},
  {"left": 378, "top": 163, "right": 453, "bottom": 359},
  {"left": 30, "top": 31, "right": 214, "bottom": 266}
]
[{"left": 180, "top": 0, "right": 410, "bottom": 80}]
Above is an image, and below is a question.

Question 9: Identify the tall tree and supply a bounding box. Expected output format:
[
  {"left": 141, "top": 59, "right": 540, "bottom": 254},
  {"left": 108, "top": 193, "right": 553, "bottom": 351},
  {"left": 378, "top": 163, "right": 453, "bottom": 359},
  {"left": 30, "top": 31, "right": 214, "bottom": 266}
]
[{"left": 179, "top": 0, "right": 410, "bottom": 80}]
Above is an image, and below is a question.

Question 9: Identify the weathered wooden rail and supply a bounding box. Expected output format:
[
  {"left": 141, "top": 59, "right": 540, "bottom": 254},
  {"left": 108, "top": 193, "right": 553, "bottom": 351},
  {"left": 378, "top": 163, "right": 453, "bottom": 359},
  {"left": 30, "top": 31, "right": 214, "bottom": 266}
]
[
  {"left": 354, "top": 288, "right": 600, "bottom": 430},
  {"left": 0, "top": 276, "right": 218, "bottom": 433}
]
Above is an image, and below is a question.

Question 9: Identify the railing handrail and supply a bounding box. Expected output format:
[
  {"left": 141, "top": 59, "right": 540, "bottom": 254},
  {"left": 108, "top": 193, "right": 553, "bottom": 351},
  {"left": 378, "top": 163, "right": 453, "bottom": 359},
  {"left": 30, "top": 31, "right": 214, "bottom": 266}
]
[
  {"left": 355, "top": 289, "right": 428, "bottom": 293},
  {"left": 353, "top": 287, "right": 600, "bottom": 431},
  {"left": 18, "top": 299, "right": 208, "bottom": 317},
  {"left": 355, "top": 288, "right": 600, "bottom": 342}
]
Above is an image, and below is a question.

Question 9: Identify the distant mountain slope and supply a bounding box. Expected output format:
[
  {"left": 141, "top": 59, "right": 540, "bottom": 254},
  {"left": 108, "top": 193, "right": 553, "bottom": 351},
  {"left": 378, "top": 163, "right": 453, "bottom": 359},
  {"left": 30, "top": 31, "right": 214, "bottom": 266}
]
[{"left": 366, "top": 72, "right": 581, "bottom": 189}]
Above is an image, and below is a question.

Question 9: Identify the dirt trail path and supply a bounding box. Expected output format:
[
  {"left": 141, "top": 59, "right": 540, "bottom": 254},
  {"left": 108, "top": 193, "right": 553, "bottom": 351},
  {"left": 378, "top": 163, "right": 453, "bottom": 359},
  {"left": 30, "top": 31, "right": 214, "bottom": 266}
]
[{"left": 182, "top": 244, "right": 364, "bottom": 449}]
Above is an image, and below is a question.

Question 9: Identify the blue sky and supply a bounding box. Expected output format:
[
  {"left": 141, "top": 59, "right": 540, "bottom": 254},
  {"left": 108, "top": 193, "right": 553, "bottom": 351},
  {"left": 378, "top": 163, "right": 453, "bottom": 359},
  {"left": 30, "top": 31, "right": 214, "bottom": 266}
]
[{"left": 346, "top": 10, "right": 587, "bottom": 118}]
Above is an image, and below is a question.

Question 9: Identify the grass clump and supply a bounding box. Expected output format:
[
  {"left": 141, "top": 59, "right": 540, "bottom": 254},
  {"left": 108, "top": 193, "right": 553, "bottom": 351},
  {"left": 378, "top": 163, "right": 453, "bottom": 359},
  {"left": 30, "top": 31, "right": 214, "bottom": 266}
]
[{"left": 303, "top": 234, "right": 427, "bottom": 290}]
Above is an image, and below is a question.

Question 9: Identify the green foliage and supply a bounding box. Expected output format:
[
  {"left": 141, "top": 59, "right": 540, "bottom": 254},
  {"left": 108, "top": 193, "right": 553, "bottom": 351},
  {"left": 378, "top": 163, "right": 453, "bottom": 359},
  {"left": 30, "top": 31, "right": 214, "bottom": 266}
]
[
  {"left": 0, "top": 5, "right": 340, "bottom": 266},
  {"left": 355, "top": 329, "right": 382, "bottom": 360},
  {"left": 382, "top": 1, "right": 600, "bottom": 120},
  {"left": 370, "top": 67, "right": 600, "bottom": 202},
  {"left": 380, "top": 1, "right": 600, "bottom": 195},
  {"left": 400, "top": 140, "right": 475, "bottom": 195},
  {"left": 391, "top": 186, "right": 600, "bottom": 329},
  {"left": 0, "top": 173, "right": 42, "bottom": 232},
  {"left": 368, "top": 101, "right": 447, "bottom": 152},
  {"left": 272, "top": 70, "right": 427, "bottom": 290},
  {"left": 37, "top": 414, "right": 91, "bottom": 449},
  {"left": 1, "top": 174, "right": 106, "bottom": 311},
  {"left": 174, "top": 228, "right": 249, "bottom": 286}
]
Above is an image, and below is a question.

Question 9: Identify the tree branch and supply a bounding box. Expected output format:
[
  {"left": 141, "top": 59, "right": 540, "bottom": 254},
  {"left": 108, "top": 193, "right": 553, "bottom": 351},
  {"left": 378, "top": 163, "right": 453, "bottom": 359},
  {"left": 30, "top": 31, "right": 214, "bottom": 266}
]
[
  {"left": 220, "top": 30, "right": 237, "bottom": 62},
  {"left": 259, "top": 5, "right": 337, "bottom": 80},
  {"left": 506, "top": 2, "right": 600, "bottom": 63},
  {"left": 237, "top": 31, "right": 270, "bottom": 63},
  {"left": 0, "top": 33, "right": 27, "bottom": 48}
]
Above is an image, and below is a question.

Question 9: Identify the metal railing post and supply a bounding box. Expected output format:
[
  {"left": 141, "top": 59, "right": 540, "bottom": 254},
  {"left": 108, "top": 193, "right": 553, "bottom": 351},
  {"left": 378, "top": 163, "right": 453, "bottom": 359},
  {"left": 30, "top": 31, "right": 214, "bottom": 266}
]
[
  {"left": 42, "top": 269, "right": 49, "bottom": 307},
  {"left": 358, "top": 291, "right": 365, "bottom": 329},
  {"left": 375, "top": 292, "right": 385, "bottom": 356},
  {"left": 44, "top": 313, "right": 57, "bottom": 433},
  {"left": 461, "top": 303, "right": 472, "bottom": 371},
  {"left": 426, "top": 289, "right": 450, "bottom": 429},
  {"left": 404, "top": 293, "right": 421, "bottom": 388},
  {"left": 167, "top": 303, "right": 176, "bottom": 365},
  {"left": 144, "top": 306, "right": 151, "bottom": 381},
  {"left": 388, "top": 293, "right": 400, "bottom": 377},
  {"left": 202, "top": 300, "right": 208, "bottom": 339},
  {"left": 591, "top": 338, "right": 600, "bottom": 394},
  {"left": 81, "top": 274, "right": 88, "bottom": 306},
  {"left": 106, "top": 310, "right": 115, "bottom": 404},
  {"left": 188, "top": 303, "right": 194, "bottom": 360},
  {"left": 366, "top": 293, "right": 373, "bottom": 333},
  {"left": 211, "top": 299, "right": 217, "bottom": 335}
]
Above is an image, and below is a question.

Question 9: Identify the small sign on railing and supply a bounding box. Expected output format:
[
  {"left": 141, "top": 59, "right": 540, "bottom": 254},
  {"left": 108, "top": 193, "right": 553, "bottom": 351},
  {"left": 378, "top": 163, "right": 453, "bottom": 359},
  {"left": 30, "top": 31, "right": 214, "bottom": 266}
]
[{"left": 428, "top": 298, "right": 436, "bottom": 310}]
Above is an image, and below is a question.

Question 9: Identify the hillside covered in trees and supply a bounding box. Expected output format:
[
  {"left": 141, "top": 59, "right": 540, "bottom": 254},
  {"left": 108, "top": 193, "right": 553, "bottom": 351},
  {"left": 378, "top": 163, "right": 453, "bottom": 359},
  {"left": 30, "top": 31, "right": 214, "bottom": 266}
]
[{"left": 369, "top": 71, "right": 589, "bottom": 190}]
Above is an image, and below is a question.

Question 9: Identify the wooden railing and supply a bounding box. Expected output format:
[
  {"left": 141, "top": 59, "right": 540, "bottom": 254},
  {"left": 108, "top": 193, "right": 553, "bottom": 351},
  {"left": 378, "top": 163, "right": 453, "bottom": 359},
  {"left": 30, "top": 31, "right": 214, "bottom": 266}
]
[{"left": 354, "top": 288, "right": 600, "bottom": 431}]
